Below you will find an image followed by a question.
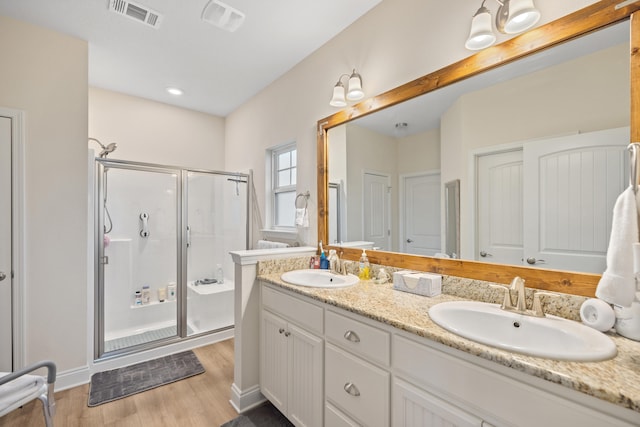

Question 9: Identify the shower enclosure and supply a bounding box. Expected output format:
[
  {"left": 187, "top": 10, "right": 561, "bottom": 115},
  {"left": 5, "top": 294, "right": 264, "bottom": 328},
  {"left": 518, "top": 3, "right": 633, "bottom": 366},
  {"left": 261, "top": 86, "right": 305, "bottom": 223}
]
[{"left": 94, "top": 159, "right": 248, "bottom": 359}]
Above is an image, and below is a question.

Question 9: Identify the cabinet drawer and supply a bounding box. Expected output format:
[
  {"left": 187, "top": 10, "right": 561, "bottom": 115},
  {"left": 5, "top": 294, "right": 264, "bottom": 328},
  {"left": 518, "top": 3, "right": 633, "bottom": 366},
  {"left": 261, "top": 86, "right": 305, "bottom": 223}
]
[
  {"left": 325, "top": 343, "right": 389, "bottom": 427},
  {"left": 262, "top": 285, "right": 323, "bottom": 335},
  {"left": 325, "top": 402, "right": 361, "bottom": 427},
  {"left": 326, "top": 310, "right": 390, "bottom": 366}
]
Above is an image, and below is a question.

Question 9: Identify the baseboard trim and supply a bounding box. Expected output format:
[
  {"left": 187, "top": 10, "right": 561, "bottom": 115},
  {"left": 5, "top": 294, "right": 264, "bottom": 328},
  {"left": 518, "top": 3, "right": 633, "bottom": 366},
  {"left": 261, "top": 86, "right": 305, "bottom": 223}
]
[
  {"left": 230, "top": 383, "right": 265, "bottom": 413},
  {"left": 56, "top": 365, "right": 92, "bottom": 391}
]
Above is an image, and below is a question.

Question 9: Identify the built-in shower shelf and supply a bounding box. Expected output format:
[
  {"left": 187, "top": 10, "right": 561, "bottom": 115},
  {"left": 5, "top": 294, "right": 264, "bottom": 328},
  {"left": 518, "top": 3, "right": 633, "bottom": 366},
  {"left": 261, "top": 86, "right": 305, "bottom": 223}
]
[
  {"left": 188, "top": 281, "right": 234, "bottom": 295},
  {"left": 130, "top": 299, "right": 176, "bottom": 309}
]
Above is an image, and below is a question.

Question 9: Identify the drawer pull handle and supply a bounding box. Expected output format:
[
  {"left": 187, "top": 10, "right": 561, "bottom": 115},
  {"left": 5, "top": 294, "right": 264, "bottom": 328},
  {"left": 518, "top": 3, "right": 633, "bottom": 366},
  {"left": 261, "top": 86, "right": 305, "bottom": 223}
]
[
  {"left": 343, "top": 382, "right": 360, "bottom": 397},
  {"left": 344, "top": 330, "right": 361, "bottom": 343},
  {"left": 279, "top": 328, "right": 285, "bottom": 334}
]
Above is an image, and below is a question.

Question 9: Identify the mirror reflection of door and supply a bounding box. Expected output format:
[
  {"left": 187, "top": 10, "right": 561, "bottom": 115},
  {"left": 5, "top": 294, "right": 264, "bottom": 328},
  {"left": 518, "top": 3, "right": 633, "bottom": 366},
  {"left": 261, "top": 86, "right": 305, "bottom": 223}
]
[
  {"left": 402, "top": 172, "right": 441, "bottom": 255},
  {"left": 477, "top": 150, "right": 524, "bottom": 265},
  {"left": 476, "top": 127, "right": 628, "bottom": 272},
  {"left": 0, "top": 116, "right": 12, "bottom": 371},
  {"left": 523, "top": 127, "right": 628, "bottom": 273},
  {"left": 363, "top": 172, "right": 391, "bottom": 250}
]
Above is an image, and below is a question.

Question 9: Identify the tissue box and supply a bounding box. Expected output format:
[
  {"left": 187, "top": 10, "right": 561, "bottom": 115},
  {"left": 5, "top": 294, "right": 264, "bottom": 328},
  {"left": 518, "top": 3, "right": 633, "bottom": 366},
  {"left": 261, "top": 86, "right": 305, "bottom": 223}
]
[{"left": 393, "top": 271, "right": 442, "bottom": 297}]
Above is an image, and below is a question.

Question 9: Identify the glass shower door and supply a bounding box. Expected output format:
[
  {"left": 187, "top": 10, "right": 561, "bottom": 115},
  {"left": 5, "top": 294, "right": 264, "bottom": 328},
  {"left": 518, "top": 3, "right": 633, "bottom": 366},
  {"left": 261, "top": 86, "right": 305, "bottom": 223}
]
[
  {"left": 97, "top": 162, "right": 181, "bottom": 355},
  {"left": 185, "top": 171, "right": 247, "bottom": 336}
]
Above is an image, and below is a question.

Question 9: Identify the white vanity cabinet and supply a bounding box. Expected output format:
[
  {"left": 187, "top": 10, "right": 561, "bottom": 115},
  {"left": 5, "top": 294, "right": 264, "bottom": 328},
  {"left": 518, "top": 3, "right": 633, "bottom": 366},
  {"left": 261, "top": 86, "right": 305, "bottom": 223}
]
[
  {"left": 260, "top": 285, "right": 324, "bottom": 427},
  {"left": 324, "top": 310, "right": 391, "bottom": 427},
  {"left": 260, "top": 282, "right": 639, "bottom": 427}
]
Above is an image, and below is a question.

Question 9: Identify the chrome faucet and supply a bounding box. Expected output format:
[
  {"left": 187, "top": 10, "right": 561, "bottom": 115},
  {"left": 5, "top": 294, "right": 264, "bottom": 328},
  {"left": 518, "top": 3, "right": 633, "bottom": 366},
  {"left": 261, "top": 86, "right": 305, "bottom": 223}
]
[
  {"left": 329, "top": 249, "right": 347, "bottom": 275},
  {"left": 491, "top": 277, "right": 553, "bottom": 317}
]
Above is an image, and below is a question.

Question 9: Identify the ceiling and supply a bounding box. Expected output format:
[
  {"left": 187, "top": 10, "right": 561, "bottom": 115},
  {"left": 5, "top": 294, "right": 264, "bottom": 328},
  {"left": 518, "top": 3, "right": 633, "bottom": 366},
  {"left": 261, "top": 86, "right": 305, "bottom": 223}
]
[{"left": 0, "top": 0, "right": 382, "bottom": 116}]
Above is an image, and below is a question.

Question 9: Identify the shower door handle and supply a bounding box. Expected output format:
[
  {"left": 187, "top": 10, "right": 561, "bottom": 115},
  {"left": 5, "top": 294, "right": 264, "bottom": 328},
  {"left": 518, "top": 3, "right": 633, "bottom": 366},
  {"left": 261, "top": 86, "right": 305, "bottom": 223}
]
[
  {"left": 140, "top": 213, "right": 150, "bottom": 237},
  {"left": 186, "top": 226, "right": 191, "bottom": 248}
]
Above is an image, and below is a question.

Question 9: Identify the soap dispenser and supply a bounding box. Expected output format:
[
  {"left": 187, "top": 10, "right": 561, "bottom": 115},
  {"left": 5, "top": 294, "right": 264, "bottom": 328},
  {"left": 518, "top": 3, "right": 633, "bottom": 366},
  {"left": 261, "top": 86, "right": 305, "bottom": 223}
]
[{"left": 358, "top": 249, "right": 370, "bottom": 280}]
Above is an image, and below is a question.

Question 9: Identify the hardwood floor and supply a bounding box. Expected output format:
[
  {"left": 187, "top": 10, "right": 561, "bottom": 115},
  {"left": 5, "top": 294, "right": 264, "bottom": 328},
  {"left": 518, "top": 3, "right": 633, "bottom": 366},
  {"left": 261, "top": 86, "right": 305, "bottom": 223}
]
[{"left": 0, "top": 338, "right": 239, "bottom": 427}]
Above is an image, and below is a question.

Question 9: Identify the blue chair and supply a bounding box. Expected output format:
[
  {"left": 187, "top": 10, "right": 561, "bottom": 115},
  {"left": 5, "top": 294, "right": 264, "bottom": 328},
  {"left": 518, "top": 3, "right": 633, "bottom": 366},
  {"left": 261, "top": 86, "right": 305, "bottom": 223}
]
[{"left": 0, "top": 360, "right": 56, "bottom": 427}]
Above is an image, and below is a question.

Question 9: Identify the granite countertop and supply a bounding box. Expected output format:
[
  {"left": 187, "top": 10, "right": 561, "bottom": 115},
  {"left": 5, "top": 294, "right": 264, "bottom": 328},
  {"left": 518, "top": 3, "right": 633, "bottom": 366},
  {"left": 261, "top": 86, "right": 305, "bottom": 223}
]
[{"left": 258, "top": 268, "right": 640, "bottom": 414}]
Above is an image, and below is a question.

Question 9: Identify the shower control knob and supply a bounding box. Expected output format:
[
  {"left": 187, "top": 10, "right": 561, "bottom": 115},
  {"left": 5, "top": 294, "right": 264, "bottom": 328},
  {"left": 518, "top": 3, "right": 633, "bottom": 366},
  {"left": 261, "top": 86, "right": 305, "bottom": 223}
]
[{"left": 0, "top": 271, "right": 5, "bottom": 281}]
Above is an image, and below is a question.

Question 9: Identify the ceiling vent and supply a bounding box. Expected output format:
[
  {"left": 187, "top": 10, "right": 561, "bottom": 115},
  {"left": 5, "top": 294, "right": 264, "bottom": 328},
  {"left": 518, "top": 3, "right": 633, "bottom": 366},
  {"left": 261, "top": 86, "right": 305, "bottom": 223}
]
[
  {"left": 109, "top": 0, "right": 162, "bottom": 29},
  {"left": 201, "top": 0, "right": 245, "bottom": 32}
]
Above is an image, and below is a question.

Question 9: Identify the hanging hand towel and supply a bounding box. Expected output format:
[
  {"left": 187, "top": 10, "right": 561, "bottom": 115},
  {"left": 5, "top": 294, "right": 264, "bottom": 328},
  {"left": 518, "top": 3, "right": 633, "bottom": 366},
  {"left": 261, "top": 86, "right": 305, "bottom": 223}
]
[
  {"left": 596, "top": 186, "right": 639, "bottom": 307},
  {"left": 295, "top": 208, "right": 309, "bottom": 228}
]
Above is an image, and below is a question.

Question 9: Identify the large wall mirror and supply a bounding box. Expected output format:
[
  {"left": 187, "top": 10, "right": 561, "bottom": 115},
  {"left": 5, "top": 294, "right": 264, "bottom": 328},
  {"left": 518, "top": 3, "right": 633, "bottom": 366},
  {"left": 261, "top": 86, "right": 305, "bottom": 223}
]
[{"left": 317, "top": 0, "right": 640, "bottom": 296}]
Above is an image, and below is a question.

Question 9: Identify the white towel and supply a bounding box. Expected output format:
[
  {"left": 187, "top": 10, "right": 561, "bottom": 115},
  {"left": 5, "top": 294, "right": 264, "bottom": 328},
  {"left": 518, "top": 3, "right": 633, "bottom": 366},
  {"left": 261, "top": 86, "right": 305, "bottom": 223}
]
[
  {"left": 256, "top": 240, "right": 289, "bottom": 249},
  {"left": 596, "top": 186, "right": 639, "bottom": 307},
  {"left": 295, "top": 208, "right": 309, "bottom": 228}
]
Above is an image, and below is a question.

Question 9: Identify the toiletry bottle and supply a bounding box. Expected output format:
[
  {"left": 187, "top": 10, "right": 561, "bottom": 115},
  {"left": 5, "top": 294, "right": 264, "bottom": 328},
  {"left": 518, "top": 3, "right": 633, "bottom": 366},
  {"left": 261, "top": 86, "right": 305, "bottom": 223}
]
[
  {"left": 216, "top": 264, "right": 224, "bottom": 284},
  {"left": 167, "top": 282, "right": 177, "bottom": 301},
  {"left": 141, "top": 285, "right": 151, "bottom": 304},
  {"left": 320, "top": 249, "right": 329, "bottom": 269},
  {"left": 158, "top": 287, "right": 167, "bottom": 303},
  {"left": 134, "top": 290, "right": 142, "bottom": 306},
  {"left": 358, "top": 249, "right": 370, "bottom": 280},
  {"left": 309, "top": 256, "right": 316, "bottom": 269}
]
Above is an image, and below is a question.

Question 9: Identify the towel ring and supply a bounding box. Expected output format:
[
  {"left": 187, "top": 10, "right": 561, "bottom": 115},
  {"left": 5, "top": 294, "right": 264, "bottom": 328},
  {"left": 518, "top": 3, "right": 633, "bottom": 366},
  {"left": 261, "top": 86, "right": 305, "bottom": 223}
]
[
  {"left": 295, "top": 191, "right": 310, "bottom": 209},
  {"left": 629, "top": 143, "right": 640, "bottom": 194}
]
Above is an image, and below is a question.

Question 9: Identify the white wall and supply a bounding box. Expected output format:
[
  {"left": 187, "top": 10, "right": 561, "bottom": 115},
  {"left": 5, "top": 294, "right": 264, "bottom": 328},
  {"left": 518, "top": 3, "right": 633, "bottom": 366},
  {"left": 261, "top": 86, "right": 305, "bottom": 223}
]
[
  {"left": 224, "top": 0, "right": 597, "bottom": 246},
  {"left": 0, "top": 15, "right": 88, "bottom": 373},
  {"left": 89, "top": 87, "right": 225, "bottom": 170}
]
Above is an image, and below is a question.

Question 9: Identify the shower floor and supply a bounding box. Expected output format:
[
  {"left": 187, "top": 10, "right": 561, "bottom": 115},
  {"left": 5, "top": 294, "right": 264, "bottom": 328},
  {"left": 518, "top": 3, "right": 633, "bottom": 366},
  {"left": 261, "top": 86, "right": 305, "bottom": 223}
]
[{"left": 105, "top": 324, "right": 194, "bottom": 353}]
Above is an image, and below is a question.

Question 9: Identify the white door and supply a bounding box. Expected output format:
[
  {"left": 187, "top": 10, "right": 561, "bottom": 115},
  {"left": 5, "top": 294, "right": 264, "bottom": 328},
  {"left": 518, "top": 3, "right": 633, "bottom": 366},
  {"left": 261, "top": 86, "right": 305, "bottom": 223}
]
[
  {"left": 476, "top": 150, "right": 524, "bottom": 265},
  {"left": 523, "top": 127, "right": 628, "bottom": 273},
  {"left": 0, "top": 116, "right": 12, "bottom": 371},
  {"left": 403, "top": 173, "right": 441, "bottom": 256},
  {"left": 363, "top": 172, "right": 391, "bottom": 250}
]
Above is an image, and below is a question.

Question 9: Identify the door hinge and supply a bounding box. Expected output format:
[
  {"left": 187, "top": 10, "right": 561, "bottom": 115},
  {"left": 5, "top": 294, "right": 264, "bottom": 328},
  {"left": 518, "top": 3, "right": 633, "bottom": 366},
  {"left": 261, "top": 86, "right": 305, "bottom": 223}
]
[{"left": 100, "top": 256, "right": 109, "bottom": 265}]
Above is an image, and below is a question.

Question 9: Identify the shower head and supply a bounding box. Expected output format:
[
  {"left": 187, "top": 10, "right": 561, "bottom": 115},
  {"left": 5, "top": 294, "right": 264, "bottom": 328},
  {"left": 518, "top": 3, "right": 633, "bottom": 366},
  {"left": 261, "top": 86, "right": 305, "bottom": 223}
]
[
  {"left": 100, "top": 143, "right": 117, "bottom": 158},
  {"left": 89, "top": 138, "right": 118, "bottom": 158}
]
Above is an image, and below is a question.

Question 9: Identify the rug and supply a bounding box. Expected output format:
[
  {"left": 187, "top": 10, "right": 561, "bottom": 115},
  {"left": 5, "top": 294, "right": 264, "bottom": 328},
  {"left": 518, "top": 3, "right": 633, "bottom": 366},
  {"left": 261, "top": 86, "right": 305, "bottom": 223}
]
[
  {"left": 88, "top": 350, "right": 204, "bottom": 406},
  {"left": 221, "top": 402, "right": 294, "bottom": 427}
]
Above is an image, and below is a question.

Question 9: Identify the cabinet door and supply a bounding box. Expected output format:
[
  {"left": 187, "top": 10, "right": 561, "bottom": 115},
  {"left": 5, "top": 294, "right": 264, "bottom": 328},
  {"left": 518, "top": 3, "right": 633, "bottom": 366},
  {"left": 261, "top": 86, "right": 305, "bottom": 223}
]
[
  {"left": 393, "top": 379, "right": 483, "bottom": 427},
  {"left": 288, "top": 323, "right": 324, "bottom": 427},
  {"left": 261, "top": 310, "right": 289, "bottom": 415}
]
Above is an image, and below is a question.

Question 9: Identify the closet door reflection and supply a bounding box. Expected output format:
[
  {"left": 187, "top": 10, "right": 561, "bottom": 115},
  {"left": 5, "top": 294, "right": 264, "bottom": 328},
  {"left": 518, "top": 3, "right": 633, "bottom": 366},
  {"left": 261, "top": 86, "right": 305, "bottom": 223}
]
[{"left": 100, "top": 165, "right": 179, "bottom": 353}]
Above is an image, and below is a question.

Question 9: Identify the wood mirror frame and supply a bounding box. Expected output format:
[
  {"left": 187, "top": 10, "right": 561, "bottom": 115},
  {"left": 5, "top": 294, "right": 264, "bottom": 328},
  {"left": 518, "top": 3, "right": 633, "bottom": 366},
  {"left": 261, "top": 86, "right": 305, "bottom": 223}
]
[{"left": 317, "top": 0, "right": 640, "bottom": 297}]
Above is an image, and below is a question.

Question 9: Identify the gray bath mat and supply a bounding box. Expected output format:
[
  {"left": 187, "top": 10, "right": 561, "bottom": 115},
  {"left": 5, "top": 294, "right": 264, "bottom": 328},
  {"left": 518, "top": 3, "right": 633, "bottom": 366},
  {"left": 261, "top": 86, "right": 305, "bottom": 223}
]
[
  {"left": 88, "top": 350, "right": 204, "bottom": 406},
  {"left": 221, "top": 402, "right": 294, "bottom": 427}
]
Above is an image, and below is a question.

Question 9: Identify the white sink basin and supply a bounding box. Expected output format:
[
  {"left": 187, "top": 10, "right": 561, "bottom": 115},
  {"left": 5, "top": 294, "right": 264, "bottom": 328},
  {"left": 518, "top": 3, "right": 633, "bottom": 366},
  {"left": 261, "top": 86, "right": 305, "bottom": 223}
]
[
  {"left": 281, "top": 269, "right": 359, "bottom": 288},
  {"left": 429, "top": 301, "right": 617, "bottom": 361}
]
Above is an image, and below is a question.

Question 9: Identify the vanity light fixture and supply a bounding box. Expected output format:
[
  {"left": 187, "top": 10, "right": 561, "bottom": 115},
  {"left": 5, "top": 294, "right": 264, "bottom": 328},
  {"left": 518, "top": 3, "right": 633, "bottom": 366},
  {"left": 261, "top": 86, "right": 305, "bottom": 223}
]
[
  {"left": 466, "top": 0, "right": 541, "bottom": 51},
  {"left": 329, "top": 69, "right": 364, "bottom": 107}
]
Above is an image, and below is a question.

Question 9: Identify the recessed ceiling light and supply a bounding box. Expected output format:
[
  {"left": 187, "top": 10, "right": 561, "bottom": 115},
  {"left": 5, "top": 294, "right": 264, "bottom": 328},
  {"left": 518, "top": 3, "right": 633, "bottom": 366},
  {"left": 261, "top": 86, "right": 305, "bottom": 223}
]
[{"left": 166, "top": 87, "right": 183, "bottom": 96}]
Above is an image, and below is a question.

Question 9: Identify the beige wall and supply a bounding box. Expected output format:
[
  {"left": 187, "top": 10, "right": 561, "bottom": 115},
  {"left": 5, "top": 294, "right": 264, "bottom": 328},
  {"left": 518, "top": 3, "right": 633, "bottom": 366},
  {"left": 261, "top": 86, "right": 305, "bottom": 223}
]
[
  {"left": 89, "top": 87, "right": 225, "bottom": 170},
  {"left": 0, "top": 16, "right": 88, "bottom": 373},
  {"left": 225, "top": 0, "right": 597, "bottom": 247},
  {"left": 397, "top": 129, "right": 440, "bottom": 175}
]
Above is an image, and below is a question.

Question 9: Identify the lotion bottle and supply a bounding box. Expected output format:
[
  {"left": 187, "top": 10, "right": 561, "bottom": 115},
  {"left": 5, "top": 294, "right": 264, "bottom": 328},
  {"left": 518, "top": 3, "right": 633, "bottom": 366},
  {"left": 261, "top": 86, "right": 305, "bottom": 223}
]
[{"left": 358, "top": 249, "right": 370, "bottom": 280}]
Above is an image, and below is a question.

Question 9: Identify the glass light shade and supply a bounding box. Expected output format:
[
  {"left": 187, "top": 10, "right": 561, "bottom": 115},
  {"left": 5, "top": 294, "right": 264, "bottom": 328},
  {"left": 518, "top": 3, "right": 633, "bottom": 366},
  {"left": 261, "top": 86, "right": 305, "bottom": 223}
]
[
  {"left": 503, "top": 0, "right": 540, "bottom": 34},
  {"left": 465, "top": 8, "right": 496, "bottom": 51},
  {"left": 346, "top": 71, "right": 364, "bottom": 101},
  {"left": 329, "top": 82, "right": 347, "bottom": 107}
]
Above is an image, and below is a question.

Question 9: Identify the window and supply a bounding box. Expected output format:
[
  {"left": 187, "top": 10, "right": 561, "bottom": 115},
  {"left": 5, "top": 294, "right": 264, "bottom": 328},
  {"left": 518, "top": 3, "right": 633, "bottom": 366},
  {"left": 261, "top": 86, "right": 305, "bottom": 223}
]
[{"left": 271, "top": 143, "right": 297, "bottom": 228}]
